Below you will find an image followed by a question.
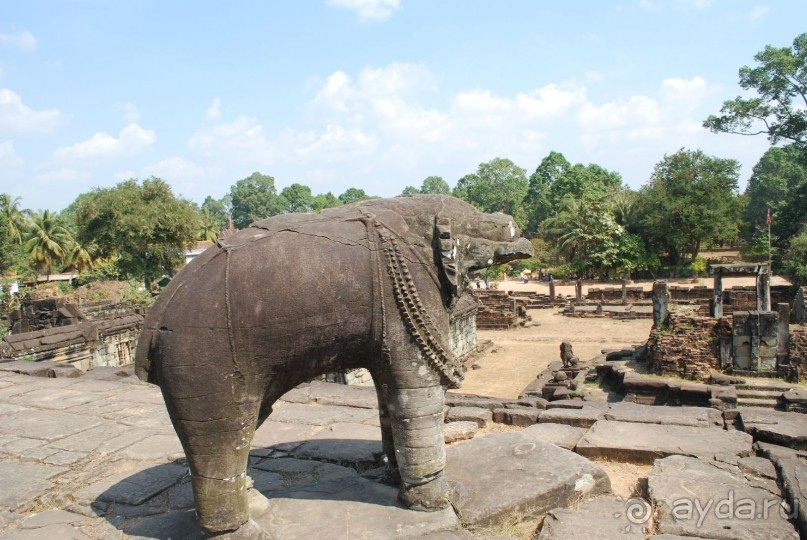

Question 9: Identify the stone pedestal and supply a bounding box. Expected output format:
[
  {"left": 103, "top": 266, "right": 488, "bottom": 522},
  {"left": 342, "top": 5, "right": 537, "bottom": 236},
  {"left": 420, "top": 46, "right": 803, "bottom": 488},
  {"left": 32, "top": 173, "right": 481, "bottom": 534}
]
[
  {"left": 733, "top": 311, "right": 778, "bottom": 371},
  {"left": 574, "top": 280, "right": 583, "bottom": 306},
  {"left": 549, "top": 279, "right": 556, "bottom": 303}
]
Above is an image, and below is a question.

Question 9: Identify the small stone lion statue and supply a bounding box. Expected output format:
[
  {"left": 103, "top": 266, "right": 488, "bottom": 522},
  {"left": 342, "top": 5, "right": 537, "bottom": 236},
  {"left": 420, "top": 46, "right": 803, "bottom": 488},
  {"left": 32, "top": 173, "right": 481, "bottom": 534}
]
[{"left": 560, "top": 341, "right": 579, "bottom": 368}]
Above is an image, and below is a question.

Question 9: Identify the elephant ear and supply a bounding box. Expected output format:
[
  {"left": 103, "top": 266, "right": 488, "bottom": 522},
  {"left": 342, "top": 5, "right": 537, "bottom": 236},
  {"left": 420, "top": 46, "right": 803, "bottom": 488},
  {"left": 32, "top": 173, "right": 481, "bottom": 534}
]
[{"left": 434, "top": 216, "right": 460, "bottom": 308}]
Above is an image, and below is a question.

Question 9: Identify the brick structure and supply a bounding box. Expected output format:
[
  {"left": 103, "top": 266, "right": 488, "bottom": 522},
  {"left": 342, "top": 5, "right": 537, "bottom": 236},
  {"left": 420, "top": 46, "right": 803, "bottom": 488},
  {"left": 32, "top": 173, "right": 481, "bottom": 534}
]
[
  {"left": 647, "top": 314, "right": 732, "bottom": 380},
  {"left": 788, "top": 325, "right": 807, "bottom": 379}
]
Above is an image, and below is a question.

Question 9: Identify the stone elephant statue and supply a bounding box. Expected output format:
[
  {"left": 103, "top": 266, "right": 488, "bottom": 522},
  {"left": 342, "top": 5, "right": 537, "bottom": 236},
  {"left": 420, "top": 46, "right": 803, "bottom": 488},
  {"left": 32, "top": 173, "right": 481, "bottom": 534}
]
[{"left": 135, "top": 195, "right": 533, "bottom": 536}]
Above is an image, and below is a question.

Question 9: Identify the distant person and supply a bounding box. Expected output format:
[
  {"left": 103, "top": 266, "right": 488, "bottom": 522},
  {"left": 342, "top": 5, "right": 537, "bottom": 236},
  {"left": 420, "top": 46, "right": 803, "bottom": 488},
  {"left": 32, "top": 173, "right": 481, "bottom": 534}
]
[
  {"left": 475, "top": 277, "right": 482, "bottom": 289},
  {"left": 484, "top": 277, "right": 490, "bottom": 288}
]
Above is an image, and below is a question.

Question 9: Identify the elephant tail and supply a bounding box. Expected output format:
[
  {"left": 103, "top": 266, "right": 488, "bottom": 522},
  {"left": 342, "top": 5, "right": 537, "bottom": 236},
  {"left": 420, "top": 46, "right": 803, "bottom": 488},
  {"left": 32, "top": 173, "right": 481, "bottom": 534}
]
[{"left": 134, "top": 324, "right": 160, "bottom": 385}]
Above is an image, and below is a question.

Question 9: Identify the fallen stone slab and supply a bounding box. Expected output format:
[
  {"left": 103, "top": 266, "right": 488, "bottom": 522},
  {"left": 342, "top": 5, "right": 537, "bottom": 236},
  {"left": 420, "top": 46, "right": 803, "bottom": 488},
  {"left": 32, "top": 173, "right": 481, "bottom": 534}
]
[
  {"left": 306, "top": 380, "right": 379, "bottom": 409},
  {"left": 649, "top": 455, "right": 798, "bottom": 539},
  {"left": 444, "top": 394, "right": 505, "bottom": 411},
  {"left": 753, "top": 441, "right": 807, "bottom": 461},
  {"left": 575, "top": 420, "right": 753, "bottom": 464},
  {"left": 738, "top": 408, "right": 807, "bottom": 450},
  {"left": 251, "top": 419, "right": 321, "bottom": 454},
  {"left": 444, "top": 431, "right": 610, "bottom": 527},
  {"left": 538, "top": 407, "right": 603, "bottom": 428},
  {"left": 268, "top": 401, "right": 377, "bottom": 426},
  {"left": 251, "top": 476, "right": 459, "bottom": 539},
  {"left": 492, "top": 407, "right": 539, "bottom": 427},
  {"left": 774, "top": 457, "right": 807, "bottom": 538},
  {"left": 603, "top": 402, "right": 723, "bottom": 428},
  {"left": 0, "top": 360, "right": 81, "bottom": 378},
  {"left": 522, "top": 423, "right": 588, "bottom": 450},
  {"left": 737, "top": 456, "right": 777, "bottom": 481},
  {"left": 537, "top": 496, "right": 649, "bottom": 539},
  {"left": 445, "top": 406, "right": 493, "bottom": 428},
  {"left": 444, "top": 421, "right": 478, "bottom": 444},
  {"left": 291, "top": 422, "right": 384, "bottom": 466},
  {"left": 0, "top": 462, "right": 67, "bottom": 510}
]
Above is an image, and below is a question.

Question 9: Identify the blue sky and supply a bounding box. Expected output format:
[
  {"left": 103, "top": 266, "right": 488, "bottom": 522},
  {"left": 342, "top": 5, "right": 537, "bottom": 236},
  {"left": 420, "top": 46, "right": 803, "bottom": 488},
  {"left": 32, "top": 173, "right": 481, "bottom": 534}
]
[{"left": 1, "top": 0, "right": 805, "bottom": 212}]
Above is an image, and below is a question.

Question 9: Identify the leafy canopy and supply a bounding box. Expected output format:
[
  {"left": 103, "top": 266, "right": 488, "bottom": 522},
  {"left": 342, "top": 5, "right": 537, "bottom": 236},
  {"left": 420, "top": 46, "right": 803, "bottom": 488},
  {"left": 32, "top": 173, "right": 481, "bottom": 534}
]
[
  {"left": 704, "top": 32, "right": 807, "bottom": 149},
  {"left": 74, "top": 178, "right": 198, "bottom": 285}
]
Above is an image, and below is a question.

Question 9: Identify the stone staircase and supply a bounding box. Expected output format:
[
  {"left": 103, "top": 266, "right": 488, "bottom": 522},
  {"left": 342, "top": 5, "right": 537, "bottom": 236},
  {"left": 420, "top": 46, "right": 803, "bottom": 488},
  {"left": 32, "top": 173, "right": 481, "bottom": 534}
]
[{"left": 735, "top": 382, "right": 794, "bottom": 410}]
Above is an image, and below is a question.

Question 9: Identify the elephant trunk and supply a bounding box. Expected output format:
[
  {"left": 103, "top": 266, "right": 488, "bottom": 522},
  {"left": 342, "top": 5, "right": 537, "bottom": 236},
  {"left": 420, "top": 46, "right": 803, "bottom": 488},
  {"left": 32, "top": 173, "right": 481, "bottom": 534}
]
[{"left": 494, "top": 237, "right": 534, "bottom": 264}]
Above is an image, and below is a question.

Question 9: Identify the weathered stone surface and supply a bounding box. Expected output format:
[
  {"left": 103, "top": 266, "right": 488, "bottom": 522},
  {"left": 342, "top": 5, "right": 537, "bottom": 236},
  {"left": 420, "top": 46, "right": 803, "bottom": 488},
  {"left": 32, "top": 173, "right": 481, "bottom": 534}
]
[
  {"left": 443, "top": 421, "right": 478, "bottom": 444},
  {"left": 538, "top": 407, "right": 603, "bottom": 428},
  {"left": 522, "top": 423, "right": 588, "bottom": 450},
  {"left": 0, "top": 409, "right": 104, "bottom": 441},
  {"left": 648, "top": 455, "right": 798, "bottom": 539},
  {"left": 120, "top": 508, "right": 200, "bottom": 540},
  {"left": 251, "top": 419, "right": 321, "bottom": 453},
  {"left": 444, "top": 394, "right": 505, "bottom": 411},
  {"left": 269, "top": 401, "right": 377, "bottom": 426},
  {"left": 306, "top": 380, "right": 378, "bottom": 409},
  {"left": 738, "top": 408, "right": 807, "bottom": 450},
  {"left": 444, "top": 431, "right": 610, "bottom": 527},
  {"left": 75, "top": 463, "right": 187, "bottom": 506},
  {"left": 603, "top": 402, "right": 723, "bottom": 428},
  {"left": 252, "top": 477, "right": 459, "bottom": 539},
  {"left": 0, "top": 462, "right": 67, "bottom": 510},
  {"left": 754, "top": 441, "right": 807, "bottom": 461},
  {"left": 575, "top": 420, "right": 753, "bottom": 463},
  {"left": 291, "top": 422, "right": 383, "bottom": 465},
  {"left": 537, "top": 496, "right": 648, "bottom": 539},
  {"left": 775, "top": 457, "right": 807, "bottom": 538},
  {"left": 445, "top": 406, "right": 493, "bottom": 428},
  {"left": 122, "top": 433, "right": 184, "bottom": 461},
  {"left": 737, "top": 456, "right": 777, "bottom": 480},
  {"left": 492, "top": 407, "right": 539, "bottom": 427},
  {"left": 252, "top": 457, "right": 357, "bottom": 492},
  {"left": 2, "top": 522, "right": 91, "bottom": 539}
]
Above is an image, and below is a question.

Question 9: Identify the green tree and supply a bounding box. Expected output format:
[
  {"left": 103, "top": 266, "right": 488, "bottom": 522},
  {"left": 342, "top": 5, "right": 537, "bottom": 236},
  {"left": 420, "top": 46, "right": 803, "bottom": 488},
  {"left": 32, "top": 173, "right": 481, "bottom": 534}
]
[
  {"left": 201, "top": 196, "right": 229, "bottom": 228},
  {"left": 23, "top": 209, "right": 70, "bottom": 280},
  {"left": 783, "top": 229, "right": 807, "bottom": 284},
  {"left": 198, "top": 208, "right": 221, "bottom": 242},
  {"left": 312, "top": 192, "right": 342, "bottom": 211},
  {"left": 338, "top": 187, "right": 372, "bottom": 205},
  {"left": 229, "top": 172, "right": 287, "bottom": 228},
  {"left": 280, "top": 183, "right": 315, "bottom": 213},
  {"left": 64, "top": 234, "right": 95, "bottom": 274},
  {"left": 636, "top": 149, "right": 742, "bottom": 268},
  {"left": 74, "top": 178, "right": 199, "bottom": 288},
  {"left": 420, "top": 176, "right": 451, "bottom": 195},
  {"left": 704, "top": 32, "right": 807, "bottom": 149},
  {"left": 524, "top": 151, "right": 571, "bottom": 235},
  {"left": 459, "top": 158, "right": 529, "bottom": 225},
  {"left": 0, "top": 194, "right": 26, "bottom": 245},
  {"left": 400, "top": 185, "right": 420, "bottom": 195}
]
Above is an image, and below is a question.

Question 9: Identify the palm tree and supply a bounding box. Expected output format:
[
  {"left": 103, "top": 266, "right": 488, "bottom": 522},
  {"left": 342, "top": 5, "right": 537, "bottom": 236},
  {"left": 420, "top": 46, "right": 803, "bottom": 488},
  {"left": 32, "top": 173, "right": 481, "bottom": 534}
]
[
  {"left": 0, "top": 193, "right": 26, "bottom": 244},
  {"left": 198, "top": 208, "right": 220, "bottom": 242},
  {"left": 23, "top": 210, "right": 70, "bottom": 280},
  {"left": 64, "top": 233, "right": 95, "bottom": 274}
]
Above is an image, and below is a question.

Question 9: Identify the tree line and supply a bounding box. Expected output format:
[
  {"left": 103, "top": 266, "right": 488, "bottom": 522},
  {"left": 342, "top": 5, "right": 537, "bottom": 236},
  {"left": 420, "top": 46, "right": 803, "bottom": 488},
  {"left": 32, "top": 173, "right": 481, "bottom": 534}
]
[{"left": 1, "top": 33, "right": 805, "bottom": 289}]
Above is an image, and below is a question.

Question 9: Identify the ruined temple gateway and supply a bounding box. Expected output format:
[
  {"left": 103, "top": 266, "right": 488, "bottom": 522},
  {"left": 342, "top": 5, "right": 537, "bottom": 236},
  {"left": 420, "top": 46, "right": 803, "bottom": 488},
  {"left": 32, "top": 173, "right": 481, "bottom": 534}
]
[{"left": 135, "top": 195, "right": 533, "bottom": 535}]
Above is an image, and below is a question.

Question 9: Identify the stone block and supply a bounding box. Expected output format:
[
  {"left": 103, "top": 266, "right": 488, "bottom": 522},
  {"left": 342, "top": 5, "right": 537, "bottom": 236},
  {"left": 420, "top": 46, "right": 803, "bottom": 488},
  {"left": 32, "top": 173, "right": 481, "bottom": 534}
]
[
  {"left": 492, "top": 407, "right": 539, "bottom": 427},
  {"left": 538, "top": 407, "right": 603, "bottom": 428},
  {"left": 537, "top": 496, "right": 648, "bottom": 539},
  {"left": 522, "top": 423, "right": 588, "bottom": 450},
  {"left": 603, "top": 402, "right": 723, "bottom": 428},
  {"left": 445, "top": 406, "right": 493, "bottom": 428},
  {"left": 648, "top": 455, "right": 798, "bottom": 539},
  {"left": 445, "top": 431, "right": 610, "bottom": 527},
  {"left": 575, "top": 420, "right": 753, "bottom": 463},
  {"left": 738, "top": 408, "right": 807, "bottom": 450},
  {"left": 444, "top": 421, "right": 479, "bottom": 444}
]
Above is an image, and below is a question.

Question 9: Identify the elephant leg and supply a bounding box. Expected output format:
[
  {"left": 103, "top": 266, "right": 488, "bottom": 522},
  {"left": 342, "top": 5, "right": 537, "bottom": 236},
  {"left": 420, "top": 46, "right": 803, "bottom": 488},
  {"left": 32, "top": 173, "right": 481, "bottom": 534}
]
[
  {"left": 386, "top": 384, "right": 451, "bottom": 511},
  {"left": 372, "top": 379, "right": 401, "bottom": 486},
  {"left": 163, "top": 390, "right": 260, "bottom": 535}
]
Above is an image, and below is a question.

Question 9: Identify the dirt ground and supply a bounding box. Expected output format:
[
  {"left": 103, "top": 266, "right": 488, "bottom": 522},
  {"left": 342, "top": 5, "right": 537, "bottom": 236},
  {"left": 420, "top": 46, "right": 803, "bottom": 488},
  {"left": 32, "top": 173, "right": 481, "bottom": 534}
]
[
  {"left": 455, "top": 307, "right": 652, "bottom": 398},
  {"left": 455, "top": 275, "right": 791, "bottom": 399}
]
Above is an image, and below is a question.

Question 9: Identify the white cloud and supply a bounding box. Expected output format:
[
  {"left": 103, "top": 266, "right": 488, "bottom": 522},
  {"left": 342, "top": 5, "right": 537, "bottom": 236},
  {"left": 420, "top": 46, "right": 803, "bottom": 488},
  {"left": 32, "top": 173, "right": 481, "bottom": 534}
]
[
  {"left": 53, "top": 123, "right": 155, "bottom": 159},
  {"left": 0, "top": 140, "right": 23, "bottom": 168},
  {"left": 747, "top": 5, "right": 769, "bottom": 21},
  {"left": 142, "top": 157, "right": 205, "bottom": 179},
  {"left": 638, "top": 0, "right": 662, "bottom": 10},
  {"left": 327, "top": 0, "right": 400, "bottom": 21},
  {"left": 206, "top": 97, "right": 222, "bottom": 119},
  {"left": 115, "top": 102, "right": 140, "bottom": 123},
  {"left": 0, "top": 31, "right": 37, "bottom": 52},
  {"left": 34, "top": 167, "right": 91, "bottom": 184},
  {"left": 0, "top": 88, "right": 60, "bottom": 134}
]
